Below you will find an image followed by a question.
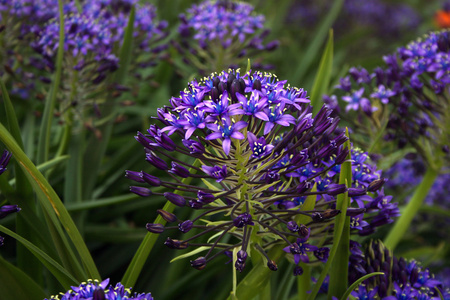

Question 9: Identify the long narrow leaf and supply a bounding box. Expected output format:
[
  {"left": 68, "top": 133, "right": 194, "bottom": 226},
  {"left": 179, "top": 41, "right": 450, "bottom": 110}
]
[
  {"left": 0, "top": 123, "right": 100, "bottom": 279},
  {"left": 328, "top": 128, "right": 352, "bottom": 299},
  {"left": 0, "top": 225, "right": 78, "bottom": 288},
  {"left": 1, "top": 78, "right": 43, "bottom": 281},
  {"left": 310, "top": 30, "right": 334, "bottom": 115},
  {"left": 0, "top": 255, "right": 47, "bottom": 300}
]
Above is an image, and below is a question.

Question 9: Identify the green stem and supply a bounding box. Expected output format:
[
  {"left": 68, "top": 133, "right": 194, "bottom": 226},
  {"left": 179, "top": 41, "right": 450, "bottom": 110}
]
[
  {"left": 297, "top": 263, "right": 311, "bottom": 300},
  {"left": 384, "top": 166, "right": 439, "bottom": 251}
]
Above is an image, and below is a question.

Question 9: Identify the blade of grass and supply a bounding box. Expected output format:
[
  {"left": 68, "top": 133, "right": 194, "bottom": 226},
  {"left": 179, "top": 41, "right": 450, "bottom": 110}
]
[
  {"left": 384, "top": 166, "right": 439, "bottom": 251},
  {"left": 0, "top": 255, "right": 46, "bottom": 300},
  {"left": 37, "top": 0, "right": 64, "bottom": 165},
  {"left": 1, "top": 78, "right": 42, "bottom": 284},
  {"left": 310, "top": 30, "right": 334, "bottom": 116},
  {"left": 0, "top": 225, "right": 78, "bottom": 288},
  {"left": 0, "top": 123, "right": 100, "bottom": 279},
  {"left": 328, "top": 128, "right": 352, "bottom": 299}
]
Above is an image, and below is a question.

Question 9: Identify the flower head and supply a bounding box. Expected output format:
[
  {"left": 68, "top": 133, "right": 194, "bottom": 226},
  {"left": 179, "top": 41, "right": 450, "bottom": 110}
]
[
  {"left": 176, "top": 1, "right": 278, "bottom": 73},
  {"left": 45, "top": 278, "right": 153, "bottom": 300},
  {"left": 129, "top": 69, "right": 394, "bottom": 274}
]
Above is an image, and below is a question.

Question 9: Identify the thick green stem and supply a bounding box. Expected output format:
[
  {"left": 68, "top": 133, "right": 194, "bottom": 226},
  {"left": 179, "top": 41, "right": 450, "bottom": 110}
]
[{"left": 384, "top": 166, "right": 439, "bottom": 251}]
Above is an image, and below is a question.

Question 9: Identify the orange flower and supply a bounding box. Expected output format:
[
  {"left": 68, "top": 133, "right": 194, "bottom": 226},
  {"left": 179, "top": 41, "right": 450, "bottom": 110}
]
[{"left": 435, "top": 10, "right": 450, "bottom": 28}]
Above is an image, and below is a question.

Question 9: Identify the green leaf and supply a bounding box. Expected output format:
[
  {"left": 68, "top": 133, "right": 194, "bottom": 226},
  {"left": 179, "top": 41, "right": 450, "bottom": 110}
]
[
  {"left": 0, "top": 225, "right": 78, "bottom": 289},
  {"left": 384, "top": 166, "right": 439, "bottom": 250},
  {"left": 0, "top": 255, "right": 47, "bottom": 300},
  {"left": 340, "top": 272, "right": 384, "bottom": 300},
  {"left": 328, "top": 128, "right": 352, "bottom": 299},
  {"left": 245, "top": 58, "right": 251, "bottom": 74},
  {"left": 0, "top": 123, "right": 100, "bottom": 280},
  {"left": 310, "top": 29, "right": 334, "bottom": 115}
]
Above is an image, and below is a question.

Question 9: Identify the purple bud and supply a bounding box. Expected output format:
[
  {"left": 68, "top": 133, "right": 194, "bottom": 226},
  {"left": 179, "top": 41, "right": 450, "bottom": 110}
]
[
  {"left": 346, "top": 207, "right": 366, "bottom": 217},
  {"left": 252, "top": 79, "right": 261, "bottom": 91},
  {"left": 233, "top": 213, "right": 254, "bottom": 228},
  {"left": 142, "top": 172, "right": 162, "bottom": 186},
  {"left": 367, "top": 178, "right": 386, "bottom": 192},
  {"left": 287, "top": 221, "right": 299, "bottom": 232},
  {"left": 164, "top": 192, "right": 186, "bottom": 207},
  {"left": 296, "top": 181, "right": 312, "bottom": 193},
  {"left": 169, "top": 162, "right": 190, "bottom": 178},
  {"left": 145, "top": 153, "right": 168, "bottom": 170},
  {"left": 178, "top": 220, "right": 193, "bottom": 233},
  {"left": 189, "top": 200, "right": 203, "bottom": 209},
  {"left": 335, "top": 148, "right": 349, "bottom": 164},
  {"left": 348, "top": 187, "right": 367, "bottom": 197},
  {"left": 293, "top": 265, "right": 304, "bottom": 276},
  {"left": 326, "top": 183, "right": 347, "bottom": 195},
  {"left": 190, "top": 257, "right": 206, "bottom": 270},
  {"left": 146, "top": 223, "right": 165, "bottom": 233},
  {"left": 0, "top": 205, "right": 20, "bottom": 219},
  {"left": 267, "top": 260, "right": 278, "bottom": 271},
  {"left": 298, "top": 225, "right": 310, "bottom": 238},
  {"left": 129, "top": 186, "right": 152, "bottom": 197},
  {"left": 237, "top": 250, "right": 247, "bottom": 262},
  {"left": 182, "top": 139, "right": 205, "bottom": 154},
  {"left": 198, "top": 190, "right": 215, "bottom": 204},
  {"left": 153, "top": 130, "right": 176, "bottom": 151},
  {"left": 125, "top": 170, "right": 145, "bottom": 183},
  {"left": 265, "top": 40, "right": 279, "bottom": 51},
  {"left": 264, "top": 171, "right": 280, "bottom": 184},
  {"left": 157, "top": 209, "right": 178, "bottom": 223},
  {"left": 235, "top": 259, "right": 246, "bottom": 272},
  {"left": 164, "top": 237, "right": 188, "bottom": 249}
]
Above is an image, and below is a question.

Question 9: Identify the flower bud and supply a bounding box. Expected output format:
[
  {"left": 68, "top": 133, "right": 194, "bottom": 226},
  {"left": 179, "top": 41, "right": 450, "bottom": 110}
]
[
  {"left": 190, "top": 257, "right": 206, "bottom": 270},
  {"left": 146, "top": 223, "right": 165, "bottom": 233},
  {"left": 293, "top": 266, "right": 303, "bottom": 276},
  {"left": 348, "top": 187, "right": 367, "bottom": 197},
  {"left": 178, "top": 220, "right": 193, "bottom": 233},
  {"left": 129, "top": 186, "right": 152, "bottom": 197},
  {"left": 157, "top": 209, "right": 178, "bottom": 223},
  {"left": 142, "top": 172, "right": 162, "bottom": 186},
  {"left": 367, "top": 178, "right": 387, "bottom": 192},
  {"left": 164, "top": 237, "right": 188, "bottom": 249},
  {"left": 169, "top": 162, "right": 190, "bottom": 178},
  {"left": 164, "top": 192, "right": 186, "bottom": 207},
  {"left": 267, "top": 260, "right": 278, "bottom": 271}
]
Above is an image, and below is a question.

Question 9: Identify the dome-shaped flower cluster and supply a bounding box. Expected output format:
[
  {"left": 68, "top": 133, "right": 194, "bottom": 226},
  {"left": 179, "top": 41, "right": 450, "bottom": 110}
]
[
  {"left": 128, "top": 69, "right": 395, "bottom": 273},
  {"left": 45, "top": 278, "right": 153, "bottom": 300},
  {"left": 176, "top": 0, "right": 278, "bottom": 73},
  {"left": 326, "top": 30, "right": 449, "bottom": 157}
]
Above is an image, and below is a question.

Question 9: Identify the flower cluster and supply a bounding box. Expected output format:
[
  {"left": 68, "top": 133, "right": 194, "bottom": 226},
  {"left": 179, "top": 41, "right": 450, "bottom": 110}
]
[
  {"left": 176, "top": 0, "right": 279, "bottom": 73},
  {"left": 128, "top": 69, "right": 394, "bottom": 274},
  {"left": 326, "top": 30, "right": 450, "bottom": 161},
  {"left": 347, "top": 240, "right": 449, "bottom": 300},
  {"left": 0, "top": 150, "right": 20, "bottom": 246},
  {"left": 45, "top": 278, "right": 153, "bottom": 300}
]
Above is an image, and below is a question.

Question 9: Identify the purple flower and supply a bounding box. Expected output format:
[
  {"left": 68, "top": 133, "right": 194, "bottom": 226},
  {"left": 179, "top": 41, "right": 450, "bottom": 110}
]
[
  {"left": 370, "top": 85, "right": 396, "bottom": 104},
  {"left": 283, "top": 237, "right": 318, "bottom": 264},
  {"left": 206, "top": 117, "right": 247, "bottom": 155},
  {"left": 201, "top": 165, "right": 227, "bottom": 182},
  {"left": 0, "top": 150, "right": 11, "bottom": 175},
  {"left": 44, "top": 278, "right": 153, "bottom": 300},
  {"left": 342, "top": 88, "right": 371, "bottom": 112}
]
